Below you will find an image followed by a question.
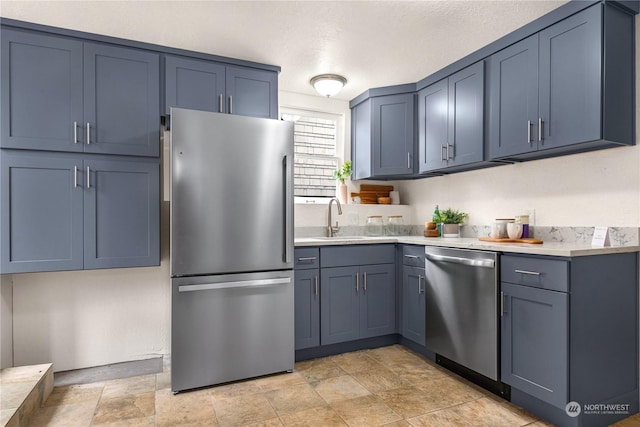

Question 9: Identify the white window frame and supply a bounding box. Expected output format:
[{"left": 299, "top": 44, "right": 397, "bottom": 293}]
[{"left": 281, "top": 107, "right": 346, "bottom": 204}]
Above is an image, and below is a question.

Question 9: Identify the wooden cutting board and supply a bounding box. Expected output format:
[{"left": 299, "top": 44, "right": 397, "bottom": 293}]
[{"left": 478, "top": 237, "right": 543, "bottom": 244}]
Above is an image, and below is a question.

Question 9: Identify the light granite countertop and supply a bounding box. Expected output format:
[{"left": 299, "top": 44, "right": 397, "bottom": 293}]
[{"left": 294, "top": 235, "right": 640, "bottom": 257}]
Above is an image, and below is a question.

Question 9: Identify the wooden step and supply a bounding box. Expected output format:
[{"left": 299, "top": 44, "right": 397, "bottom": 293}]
[{"left": 1, "top": 363, "right": 53, "bottom": 427}]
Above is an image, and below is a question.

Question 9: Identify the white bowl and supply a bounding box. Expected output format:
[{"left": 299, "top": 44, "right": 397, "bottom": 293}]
[{"left": 507, "top": 223, "right": 523, "bottom": 239}]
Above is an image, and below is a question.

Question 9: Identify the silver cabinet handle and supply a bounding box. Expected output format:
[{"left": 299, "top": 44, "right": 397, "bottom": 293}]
[
  {"left": 73, "top": 166, "right": 78, "bottom": 188},
  {"left": 538, "top": 118, "right": 543, "bottom": 142},
  {"left": 440, "top": 145, "right": 446, "bottom": 161},
  {"left": 407, "top": 152, "right": 411, "bottom": 169},
  {"left": 514, "top": 269, "right": 541, "bottom": 276},
  {"left": 229, "top": 95, "right": 233, "bottom": 114},
  {"left": 297, "top": 257, "right": 317, "bottom": 262},
  {"left": 86, "top": 123, "right": 91, "bottom": 145},
  {"left": 404, "top": 254, "right": 419, "bottom": 259},
  {"left": 73, "top": 121, "right": 78, "bottom": 144},
  {"left": 501, "top": 291, "right": 506, "bottom": 317},
  {"left": 447, "top": 144, "right": 453, "bottom": 160},
  {"left": 418, "top": 275, "right": 424, "bottom": 295},
  {"left": 86, "top": 166, "right": 90, "bottom": 188},
  {"left": 314, "top": 276, "right": 319, "bottom": 296},
  {"left": 218, "top": 94, "right": 223, "bottom": 113},
  {"left": 355, "top": 273, "right": 359, "bottom": 294},
  {"left": 527, "top": 120, "right": 532, "bottom": 144},
  {"left": 363, "top": 272, "right": 367, "bottom": 292}
]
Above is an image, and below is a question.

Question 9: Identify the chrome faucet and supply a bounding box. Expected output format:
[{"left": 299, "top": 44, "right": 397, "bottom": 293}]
[{"left": 327, "top": 198, "right": 343, "bottom": 237}]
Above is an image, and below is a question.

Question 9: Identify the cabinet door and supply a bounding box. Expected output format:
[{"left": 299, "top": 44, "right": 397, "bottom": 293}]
[
  {"left": 418, "top": 79, "right": 448, "bottom": 172},
  {"left": 1, "top": 30, "right": 83, "bottom": 152},
  {"left": 294, "top": 269, "right": 320, "bottom": 350},
  {"left": 352, "top": 100, "right": 372, "bottom": 180},
  {"left": 320, "top": 266, "right": 360, "bottom": 345},
  {"left": 84, "top": 43, "right": 160, "bottom": 157},
  {"left": 83, "top": 158, "right": 160, "bottom": 269},
  {"left": 538, "top": 5, "right": 601, "bottom": 150},
  {"left": 225, "top": 66, "right": 278, "bottom": 119},
  {"left": 402, "top": 265, "right": 425, "bottom": 346},
  {"left": 372, "top": 93, "right": 415, "bottom": 176},
  {"left": 1, "top": 151, "right": 83, "bottom": 273},
  {"left": 488, "top": 36, "right": 539, "bottom": 159},
  {"left": 360, "top": 263, "right": 396, "bottom": 339},
  {"left": 165, "top": 55, "right": 226, "bottom": 115},
  {"left": 447, "top": 62, "right": 484, "bottom": 167},
  {"left": 501, "top": 282, "right": 568, "bottom": 408}
]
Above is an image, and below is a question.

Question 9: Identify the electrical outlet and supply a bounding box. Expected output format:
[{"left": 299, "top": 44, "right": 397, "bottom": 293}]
[{"left": 524, "top": 208, "right": 536, "bottom": 226}]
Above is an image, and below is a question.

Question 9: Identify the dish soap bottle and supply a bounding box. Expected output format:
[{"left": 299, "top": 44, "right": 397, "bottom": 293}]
[{"left": 433, "top": 205, "right": 442, "bottom": 236}]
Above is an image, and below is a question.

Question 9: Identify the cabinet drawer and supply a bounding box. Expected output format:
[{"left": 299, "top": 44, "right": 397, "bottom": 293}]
[
  {"left": 402, "top": 245, "right": 425, "bottom": 267},
  {"left": 294, "top": 247, "right": 320, "bottom": 270},
  {"left": 501, "top": 255, "right": 569, "bottom": 292},
  {"left": 321, "top": 244, "right": 395, "bottom": 268}
]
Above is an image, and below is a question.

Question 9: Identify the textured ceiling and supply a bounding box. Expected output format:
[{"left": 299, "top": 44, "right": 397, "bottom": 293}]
[{"left": 0, "top": 0, "right": 567, "bottom": 101}]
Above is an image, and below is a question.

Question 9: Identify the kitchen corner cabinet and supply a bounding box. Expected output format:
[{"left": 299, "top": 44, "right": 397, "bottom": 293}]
[
  {"left": 1, "top": 29, "right": 160, "bottom": 157},
  {"left": 400, "top": 245, "right": 426, "bottom": 346},
  {"left": 501, "top": 253, "right": 638, "bottom": 426},
  {"left": 351, "top": 92, "right": 416, "bottom": 180},
  {"left": 418, "top": 61, "right": 484, "bottom": 173},
  {"left": 1, "top": 150, "right": 160, "bottom": 273},
  {"left": 165, "top": 55, "right": 278, "bottom": 119},
  {"left": 294, "top": 248, "right": 320, "bottom": 350},
  {"left": 488, "top": 3, "right": 634, "bottom": 160},
  {"left": 320, "top": 245, "right": 396, "bottom": 345}
]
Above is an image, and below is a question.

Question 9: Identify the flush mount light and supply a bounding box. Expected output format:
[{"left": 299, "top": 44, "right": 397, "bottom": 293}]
[{"left": 310, "top": 74, "right": 347, "bottom": 97}]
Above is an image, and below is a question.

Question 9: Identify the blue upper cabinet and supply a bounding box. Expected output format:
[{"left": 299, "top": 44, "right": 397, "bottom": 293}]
[
  {"left": 351, "top": 89, "right": 416, "bottom": 180},
  {"left": 165, "top": 56, "right": 226, "bottom": 115},
  {"left": 489, "top": 3, "right": 634, "bottom": 160},
  {"left": 488, "top": 35, "right": 539, "bottom": 158},
  {"left": 1, "top": 29, "right": 83, "bottom": 153},
  {"left": 165, "top": 56, "right": 278, "bottom": 120},
  {"left": 419, "top": 62, "right": 484, "bottom": 173},
  {"left": 84, "top": 44, "right": 160, "bottom": 157},
  {"left": 225, "top": 66, "right": 278, "bottom": 119},
  {"left": 1, "top": 29, "right": 160, "bottom": 157}
]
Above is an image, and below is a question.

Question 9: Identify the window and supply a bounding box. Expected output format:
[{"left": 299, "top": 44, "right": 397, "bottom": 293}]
[{"left": 282, "top": 111, "right": 339, "bottom": 198}]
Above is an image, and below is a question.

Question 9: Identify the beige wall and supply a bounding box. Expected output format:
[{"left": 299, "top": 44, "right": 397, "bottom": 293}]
[{"left": 1, "top": 275, "right": 13, "bottom": 368}]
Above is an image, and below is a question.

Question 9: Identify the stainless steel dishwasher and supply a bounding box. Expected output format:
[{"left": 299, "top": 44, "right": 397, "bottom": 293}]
[{"left": 424, "top": 246, "right": 499, "bottom": 381}]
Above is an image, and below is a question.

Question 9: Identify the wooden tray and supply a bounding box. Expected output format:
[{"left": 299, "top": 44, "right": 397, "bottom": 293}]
[
  {"left": 360, "top": 184, "right": 394, "bottom": 193},
  {"left": 478, "top": 237, "right": 543, "bottom": 244}
]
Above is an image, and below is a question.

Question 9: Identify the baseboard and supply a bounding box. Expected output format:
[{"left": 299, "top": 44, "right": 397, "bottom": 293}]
[{"left": 54, "top": 356, "right": 163, "bottom": 387}]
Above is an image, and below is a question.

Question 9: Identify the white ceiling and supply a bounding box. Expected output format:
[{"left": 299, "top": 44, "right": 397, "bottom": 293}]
[{"left": 0, "top": 0, "right": 568, "bottom": 101}]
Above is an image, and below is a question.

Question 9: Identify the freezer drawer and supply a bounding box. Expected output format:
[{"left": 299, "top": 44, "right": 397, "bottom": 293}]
[{"left": 171, "top": 270, "right": 294, "bottom": 392}]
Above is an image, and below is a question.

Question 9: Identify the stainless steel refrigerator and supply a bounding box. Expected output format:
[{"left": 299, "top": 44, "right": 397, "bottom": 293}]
[{"left": 170, "top": 108, "right": 294, "bottom": 393}]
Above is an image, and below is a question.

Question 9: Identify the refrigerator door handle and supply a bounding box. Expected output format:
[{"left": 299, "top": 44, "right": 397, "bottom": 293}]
[
  {"left": 283, "top": 154, "right": 293, "bottom": 264},
  {"left": 178, "top": 277, "right": 291, "bottom": 293}
]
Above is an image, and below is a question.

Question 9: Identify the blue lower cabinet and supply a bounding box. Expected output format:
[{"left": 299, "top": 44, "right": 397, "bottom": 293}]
[
  {"left": 402, "top": 265, "right": 426, "bottom": 346},
  {"left": 320, "top": 263, "right": 395, "bottom": 345},
  {"left": 501, "top": 253, "right": 638, "bottom": 426},
  {"left": 501, "top": 282, "right": 568, "bottom": 408},
  {"left": 294, "top": 268, "right": 320, "bottom": 350}
]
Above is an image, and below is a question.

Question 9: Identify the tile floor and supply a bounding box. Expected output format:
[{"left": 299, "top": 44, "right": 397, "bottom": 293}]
[{"left": 28, "top": 345, "right": 640, "bottom": 427}]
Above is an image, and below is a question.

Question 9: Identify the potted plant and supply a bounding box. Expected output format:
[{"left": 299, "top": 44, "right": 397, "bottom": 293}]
[
  {"left": 434, "top": 207, "right": 468, "bottom": 238},
  {"left": 333, "top": 161, "right": 352, "bottom": 204}
]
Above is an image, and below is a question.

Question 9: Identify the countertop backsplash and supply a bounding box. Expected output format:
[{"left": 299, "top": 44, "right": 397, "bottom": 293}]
[{"left": 295, "top": 225, "right": 640, "bottom": 246}]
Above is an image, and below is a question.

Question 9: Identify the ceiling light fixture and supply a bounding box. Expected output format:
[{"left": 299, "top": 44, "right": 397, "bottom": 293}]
[{"left": 310, "top": 74, "right": 347, "bottom": 98}]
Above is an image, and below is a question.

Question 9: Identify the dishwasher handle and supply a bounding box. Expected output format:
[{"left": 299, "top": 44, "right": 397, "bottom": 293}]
[{"left": 425, "top": 252, "right": 495, "bottom": 268}]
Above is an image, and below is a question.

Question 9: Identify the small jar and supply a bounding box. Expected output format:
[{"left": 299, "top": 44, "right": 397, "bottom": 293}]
[
  {"left": 515, "top": 215, "right": 530, "bottom": 238},
  {"left": 365, "top": 216, "right": 384, "bottom": 236},
  {"left": 386, "top": 215, "right": 404, "bottom": 236}
]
